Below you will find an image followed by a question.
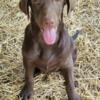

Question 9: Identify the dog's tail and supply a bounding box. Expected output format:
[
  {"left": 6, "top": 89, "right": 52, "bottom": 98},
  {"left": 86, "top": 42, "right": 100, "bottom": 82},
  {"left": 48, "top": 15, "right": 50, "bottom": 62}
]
[{"left": 72, "top": 30, "right": 81, "bottom": 40}]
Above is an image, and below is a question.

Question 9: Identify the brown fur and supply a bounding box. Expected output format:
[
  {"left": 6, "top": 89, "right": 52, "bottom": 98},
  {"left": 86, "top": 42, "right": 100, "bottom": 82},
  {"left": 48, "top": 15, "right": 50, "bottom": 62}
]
[{"left": 19, "top": 0, "right": 80, "bottom": 100}]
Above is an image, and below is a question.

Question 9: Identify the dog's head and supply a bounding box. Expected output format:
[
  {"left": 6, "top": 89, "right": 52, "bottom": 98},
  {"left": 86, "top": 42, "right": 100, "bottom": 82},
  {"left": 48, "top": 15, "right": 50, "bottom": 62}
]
[{"left": 19, "top": 0, "right": 74, "bottom": 45}]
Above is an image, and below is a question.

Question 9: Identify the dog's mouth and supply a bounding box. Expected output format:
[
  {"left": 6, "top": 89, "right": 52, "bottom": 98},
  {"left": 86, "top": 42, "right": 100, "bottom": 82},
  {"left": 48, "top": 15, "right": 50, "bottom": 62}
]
[{"left": 41, "top": 27, "right": 57, "bottom": 45}]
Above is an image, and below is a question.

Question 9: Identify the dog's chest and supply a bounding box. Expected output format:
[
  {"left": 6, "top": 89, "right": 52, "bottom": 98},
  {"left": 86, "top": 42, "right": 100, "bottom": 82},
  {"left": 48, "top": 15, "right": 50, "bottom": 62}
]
[{"left": 35, "top": 48, "right": 65, "bottom": 73}]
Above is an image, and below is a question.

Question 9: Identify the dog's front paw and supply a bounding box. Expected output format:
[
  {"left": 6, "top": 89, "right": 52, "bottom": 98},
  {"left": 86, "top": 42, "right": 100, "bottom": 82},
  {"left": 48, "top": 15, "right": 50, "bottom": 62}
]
[
  {"left": 68, "top": 93, "right": 80, "bottom": 100},
  {"left": 19, "top": 85, "right": 33, "bottom": 100}
]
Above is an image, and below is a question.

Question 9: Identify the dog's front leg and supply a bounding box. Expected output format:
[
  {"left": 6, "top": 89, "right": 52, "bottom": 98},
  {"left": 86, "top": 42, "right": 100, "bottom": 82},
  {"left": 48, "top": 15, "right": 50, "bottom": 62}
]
[
  {"left": 20, "top": 58, "right": 34, "bottom": 100},
  {"left": 61, "top": 55, "right": 80, "bottom": 100}
]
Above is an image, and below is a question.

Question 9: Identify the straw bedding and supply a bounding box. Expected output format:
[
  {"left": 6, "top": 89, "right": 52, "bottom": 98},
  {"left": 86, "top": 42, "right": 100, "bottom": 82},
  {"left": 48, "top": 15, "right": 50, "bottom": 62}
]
[{"left": 0, "top": 0, "right": 100, "bottom": 100}]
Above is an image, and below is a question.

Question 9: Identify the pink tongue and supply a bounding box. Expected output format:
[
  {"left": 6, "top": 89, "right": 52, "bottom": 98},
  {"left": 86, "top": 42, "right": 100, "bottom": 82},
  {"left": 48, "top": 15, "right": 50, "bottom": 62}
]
[{"left": 43, "top": 28, "right": 57, "bottom": 45}]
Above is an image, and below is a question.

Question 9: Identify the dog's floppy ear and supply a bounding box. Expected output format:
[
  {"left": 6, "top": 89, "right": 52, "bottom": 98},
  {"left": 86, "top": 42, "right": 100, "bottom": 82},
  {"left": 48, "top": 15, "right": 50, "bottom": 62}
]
[
  {"left": 19, "top": 0, "right": 30, "bottom": 16},
  {"left": 66, "top": 0, "right": 74, "bottom": 16}
]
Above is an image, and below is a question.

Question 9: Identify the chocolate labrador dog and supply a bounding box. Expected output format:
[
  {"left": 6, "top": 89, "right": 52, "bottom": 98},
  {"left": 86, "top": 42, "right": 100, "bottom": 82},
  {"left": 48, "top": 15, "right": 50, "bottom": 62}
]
[{"left": 19, "top": 0, "right": 80, "bottom": 100}]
